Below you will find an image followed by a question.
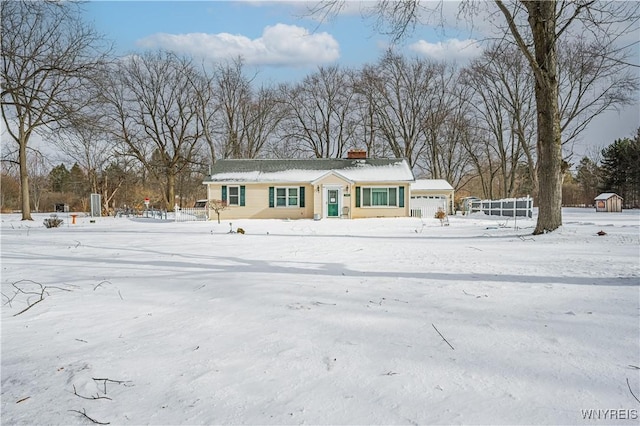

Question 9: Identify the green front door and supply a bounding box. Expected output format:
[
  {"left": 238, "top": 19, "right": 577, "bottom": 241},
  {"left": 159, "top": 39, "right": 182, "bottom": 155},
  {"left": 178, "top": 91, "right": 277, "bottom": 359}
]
[{"left": 327, "top": 189, "right": 339, "bottom": 217}]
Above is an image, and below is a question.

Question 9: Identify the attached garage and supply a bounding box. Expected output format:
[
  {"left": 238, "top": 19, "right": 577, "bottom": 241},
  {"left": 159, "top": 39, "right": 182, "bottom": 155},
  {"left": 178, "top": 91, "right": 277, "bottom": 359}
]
[{"left": 410, "top": 179, "right": 455, "bottom": 216}]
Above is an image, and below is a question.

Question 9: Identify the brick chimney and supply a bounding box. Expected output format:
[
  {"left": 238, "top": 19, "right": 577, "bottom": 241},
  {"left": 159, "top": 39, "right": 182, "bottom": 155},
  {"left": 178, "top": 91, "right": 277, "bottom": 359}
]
[{"left": 346, "top": 149, "right": 367, "bottom": 159}]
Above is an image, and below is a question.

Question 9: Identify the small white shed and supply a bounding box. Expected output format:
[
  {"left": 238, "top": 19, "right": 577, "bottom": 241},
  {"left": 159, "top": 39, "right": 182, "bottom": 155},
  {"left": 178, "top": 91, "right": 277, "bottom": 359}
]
[
  {"left": 410, "top": 179, "right": 455, "bottom": 215},
  {"left": 594, "top": 193, "right": 623, "bottom": 212}
]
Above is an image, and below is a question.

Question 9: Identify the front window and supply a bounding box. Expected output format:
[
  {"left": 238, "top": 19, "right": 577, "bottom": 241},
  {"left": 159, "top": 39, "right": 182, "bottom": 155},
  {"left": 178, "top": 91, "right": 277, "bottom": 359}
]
[
  {"left": 276, "top": 187, "right": 298, "bottom": 207},
  {"left": 228, "top": 186, "right": 240, "bottom": 206},
  {"left": 362, "top": 187, "right": 397, "bottom": 207}
]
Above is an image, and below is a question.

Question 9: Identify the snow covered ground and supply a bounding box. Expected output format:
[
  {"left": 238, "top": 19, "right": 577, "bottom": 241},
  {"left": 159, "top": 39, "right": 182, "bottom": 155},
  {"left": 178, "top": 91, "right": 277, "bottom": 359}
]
[{"left": 1, "top": 208, "right": 639, "bottom": 425}]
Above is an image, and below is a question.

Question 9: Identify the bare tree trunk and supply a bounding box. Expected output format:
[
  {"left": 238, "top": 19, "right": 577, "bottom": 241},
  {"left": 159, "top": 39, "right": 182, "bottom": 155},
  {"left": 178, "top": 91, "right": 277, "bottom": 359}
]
[
  {"left": 525, "top": 1, "right": 563, "bottom": 234},
  {"left": 166, "top": 171, "right": 176, "bottom": 211},
  {"left": 532, "top": 78, "right": 563, "bottom": 233},
  {"left": 18, "top": 130, "right": 32, "bottom": 220},
  {"left": 495, "top": 0, "right": 563, "bottom": 234}
]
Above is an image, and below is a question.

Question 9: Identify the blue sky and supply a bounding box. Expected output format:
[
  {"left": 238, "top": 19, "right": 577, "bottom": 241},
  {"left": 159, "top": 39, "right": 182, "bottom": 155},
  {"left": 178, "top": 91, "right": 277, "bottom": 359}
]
[
  {"left": 82, "top": 1, "right": 482, "bottom": 82},
  {"left": 81, "top": 1, "right": 638, "bottom": 156}
]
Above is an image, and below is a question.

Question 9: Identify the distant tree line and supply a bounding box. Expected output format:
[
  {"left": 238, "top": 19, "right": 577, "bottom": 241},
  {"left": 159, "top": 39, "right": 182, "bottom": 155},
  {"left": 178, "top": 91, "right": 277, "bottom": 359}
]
[
  {"left": 2, "top": 1, "right": 638, "bottom": 218},
  {"left": 4, "top": 127, "right": 635, "bottom": 214},
  {"left": 562, "top": 129, "right": 640, "bottom": 208}
]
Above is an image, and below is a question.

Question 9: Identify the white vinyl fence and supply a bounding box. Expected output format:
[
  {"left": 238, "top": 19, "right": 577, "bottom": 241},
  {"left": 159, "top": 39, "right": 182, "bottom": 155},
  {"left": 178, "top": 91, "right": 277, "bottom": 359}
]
[
  {"left": 174, "top": 207, "right": 208, "bottom": 222},
  {"left": 469, "top": 196, "right": 533, "bottom": 218}
]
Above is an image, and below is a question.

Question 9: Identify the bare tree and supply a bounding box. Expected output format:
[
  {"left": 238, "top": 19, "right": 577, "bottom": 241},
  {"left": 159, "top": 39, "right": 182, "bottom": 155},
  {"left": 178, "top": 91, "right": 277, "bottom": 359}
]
[
  {"left": 209, "top": 199, "right": 228, "bottom": 224},
  {"left": 100, "top": 51, "right": 205, "bottom": 210},
  {"left": 418, "top": 61, "right": 473, "bottom": 185},
  {"left": 211, "top": 58, "right": 254, "bottom": 159},
  {"left": 430, "top": 94, "right": 477, "bottom": 190},
  {"left": 0, "top": 164, "right": 21, "bottom": 212},
  {"left": 1, "top": 1, "right": 109, "bottom": 220},
  {"left": 493, "top": 1, "right": 638, "bottom": 233},
  {"left": 558, "top": 38, "right": 639, "bottom": 151},
  {"left": 192, "top": 64, "right": 219, "bottom": 165},
  {"left": 27, "top": 151, "right": 50, "bottom": 213},
  {"left": 460, "top": 128, "right": 501, "bottom": 198},
  {"left": 57, "top": 113, "right": 129, "bottom": 214},
  {"left": 314, "top": 0, "right": 639, "bottom": 234},
  {"left": 238, "top": 86, "right": 286, "bottom": 159},
  {"left": 198, "top": 59, "right": 284, "bottom": 161},
  {"left": 98, "top": 160, "right": 137, "bottom": 215},
  {"left": 279, "top": 65, "right": 357, "bottom": 158},
  {"left": 358, "top": 51, "right": 448, "bottom": 171},
  {"left": 352, "top": 71, "right": 396, "bottom": 159},
  {"left": 461, "top": 43, "right": 537, "bottom": 198}
]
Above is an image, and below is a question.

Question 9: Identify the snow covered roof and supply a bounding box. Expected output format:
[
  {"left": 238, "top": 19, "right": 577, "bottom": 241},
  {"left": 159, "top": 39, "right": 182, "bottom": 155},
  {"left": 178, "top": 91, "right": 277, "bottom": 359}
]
[
  {"left": 203, "top": 158, "right": 415, "bottom": 183},
  {"left": 594, "top": 192, "right": 622, "bottom": 200},
  {"left": 411, "top": 179, "right": 454, "bottom": 191}
]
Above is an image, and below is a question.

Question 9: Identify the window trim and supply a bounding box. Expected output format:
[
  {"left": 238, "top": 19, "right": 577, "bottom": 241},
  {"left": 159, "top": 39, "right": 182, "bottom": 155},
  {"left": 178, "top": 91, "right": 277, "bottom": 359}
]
[
  {"left": 275, "top": 186, "right": 300, "bottom": 208},
  {"left": 227, "top": 185, "right": 241, "bottom": 206},
  {"left": 359, "top": 186, "right": 399, "bottom": 208}
]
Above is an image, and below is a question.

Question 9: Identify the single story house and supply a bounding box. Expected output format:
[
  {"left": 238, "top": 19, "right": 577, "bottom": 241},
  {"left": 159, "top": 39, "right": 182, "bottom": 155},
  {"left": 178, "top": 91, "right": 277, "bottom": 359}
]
[
  {"left": 203, "top": 151, "right": 415, "bottom": 220},
  {"left": 594, "top": 193, "right": 623, "bottom": 212},
  {"left": 410, "top": 179, "right": 455, "bottom": 215}
]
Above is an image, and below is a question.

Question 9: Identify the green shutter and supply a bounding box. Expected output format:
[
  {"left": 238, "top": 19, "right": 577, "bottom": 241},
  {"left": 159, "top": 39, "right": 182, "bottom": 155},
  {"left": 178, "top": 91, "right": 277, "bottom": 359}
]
[
  {"left": 363, "top": 188, "right": 371, "bottom": 206},
  {"left": 389, "top": 187, "right": 397, "bottom": 206},
  {"left": 221, "top": 185, "right": 227, "bottom": 203},
  {"left": 355, "top": 186, "right": 361, "bottom": 207},
  {"left": 240, "top": 186, "right": 246, "bottom": 206},
  {"left": 299, "top": 186, "right": 305, "bottom": 207},
  {"left": 399, "top": 186, "right": 405, "bottom": 207},
  {"left": 269, "top": 187, "right": 274, "bottom": 208}
]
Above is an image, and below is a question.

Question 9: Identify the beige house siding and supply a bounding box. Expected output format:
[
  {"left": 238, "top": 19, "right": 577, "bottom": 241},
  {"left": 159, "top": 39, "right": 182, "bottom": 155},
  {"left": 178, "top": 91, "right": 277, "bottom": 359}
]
[
  {"left": 206, "top": 181, "right": 410, "bottom": 220},
  {"left": 351, "top": 182, "right": 410, "bottom": 219},
  {"left": 351, "top": 206, "right": 408, "bottom": 218},
  {"left": 207, "top": 183, "right": 314, "bottom": 220},
  {"left": 203, "top": 158, "right": 415, "bottom": 220}
]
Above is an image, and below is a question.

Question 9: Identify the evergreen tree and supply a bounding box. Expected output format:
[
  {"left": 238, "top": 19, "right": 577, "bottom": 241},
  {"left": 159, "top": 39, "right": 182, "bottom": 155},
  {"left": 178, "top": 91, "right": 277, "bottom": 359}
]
[
  {"left": 575, "top": 157, "right": 601, "bottom": 205},
  {"left": 49, "top": 164, "right": 70, "bottom": 193},
  {"left": 599, "top": 130, "right": 640, "bottom": 208},
  {"left": 68, "top": 163, "right": 88, "bottom": 197}
]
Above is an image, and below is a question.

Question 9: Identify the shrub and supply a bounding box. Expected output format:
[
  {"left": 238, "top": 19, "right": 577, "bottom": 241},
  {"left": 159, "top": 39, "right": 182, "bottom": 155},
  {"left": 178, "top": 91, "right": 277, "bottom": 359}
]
[{"left": 43, "top": 214, "right": 64, "bottom": 228}]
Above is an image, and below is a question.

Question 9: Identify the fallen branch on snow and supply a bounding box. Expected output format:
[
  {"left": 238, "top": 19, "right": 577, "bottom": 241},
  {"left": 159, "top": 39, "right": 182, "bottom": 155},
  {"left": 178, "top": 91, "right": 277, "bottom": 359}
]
[
  {"left": 72, "top": 385, "right": 112, "bottom": 401},
  {"left": 93, "top": 280, "right": 113, "bottom": 291},
  {"left": 68, "top": 408, "right": 110, "bottom": 425},
  {"left": 6, "top": 280, "right": 72, "bottom": 316},
  {"left": 92, "top": 378, "right": 133, "bottom": 394},
  {"left": 432, "top": 323, "right": 455, "bottom": 350},
  {"left": 627, "top": 378, "right": 640, "bottom": 404}
]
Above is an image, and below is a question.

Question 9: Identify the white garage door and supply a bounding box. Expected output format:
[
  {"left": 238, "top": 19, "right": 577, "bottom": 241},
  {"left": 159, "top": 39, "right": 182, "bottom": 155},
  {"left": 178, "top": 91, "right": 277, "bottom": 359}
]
[{"left": 410, "top": 196, "right": 446, "bottom": 218}]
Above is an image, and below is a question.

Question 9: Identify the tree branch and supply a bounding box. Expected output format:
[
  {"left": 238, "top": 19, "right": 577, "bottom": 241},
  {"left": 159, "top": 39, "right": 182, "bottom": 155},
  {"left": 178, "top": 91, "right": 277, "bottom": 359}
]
[
  {"left": 432, "top": 323, "right": 455, "bottom": 350},
  {"left": 494, "top": 1, "right": 542, "bottom": 83},
  {"left": 72, "top": 385, "right": 112, "bottom": 401},
  {"left": 627, "top": 378, "right": 640, "bottom": 404},
  {"left": 68, "top": 409, "right": 110, "bottom": 425}
]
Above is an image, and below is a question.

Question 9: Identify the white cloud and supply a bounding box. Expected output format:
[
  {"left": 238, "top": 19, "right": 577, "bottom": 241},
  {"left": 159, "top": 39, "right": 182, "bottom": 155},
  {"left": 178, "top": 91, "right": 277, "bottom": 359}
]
[
  {"left": 136, "top": 23, "right": 340, "bottom": 66},
  {"left": 409, "top": 38, "right": 483, "bottom": 62}
]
